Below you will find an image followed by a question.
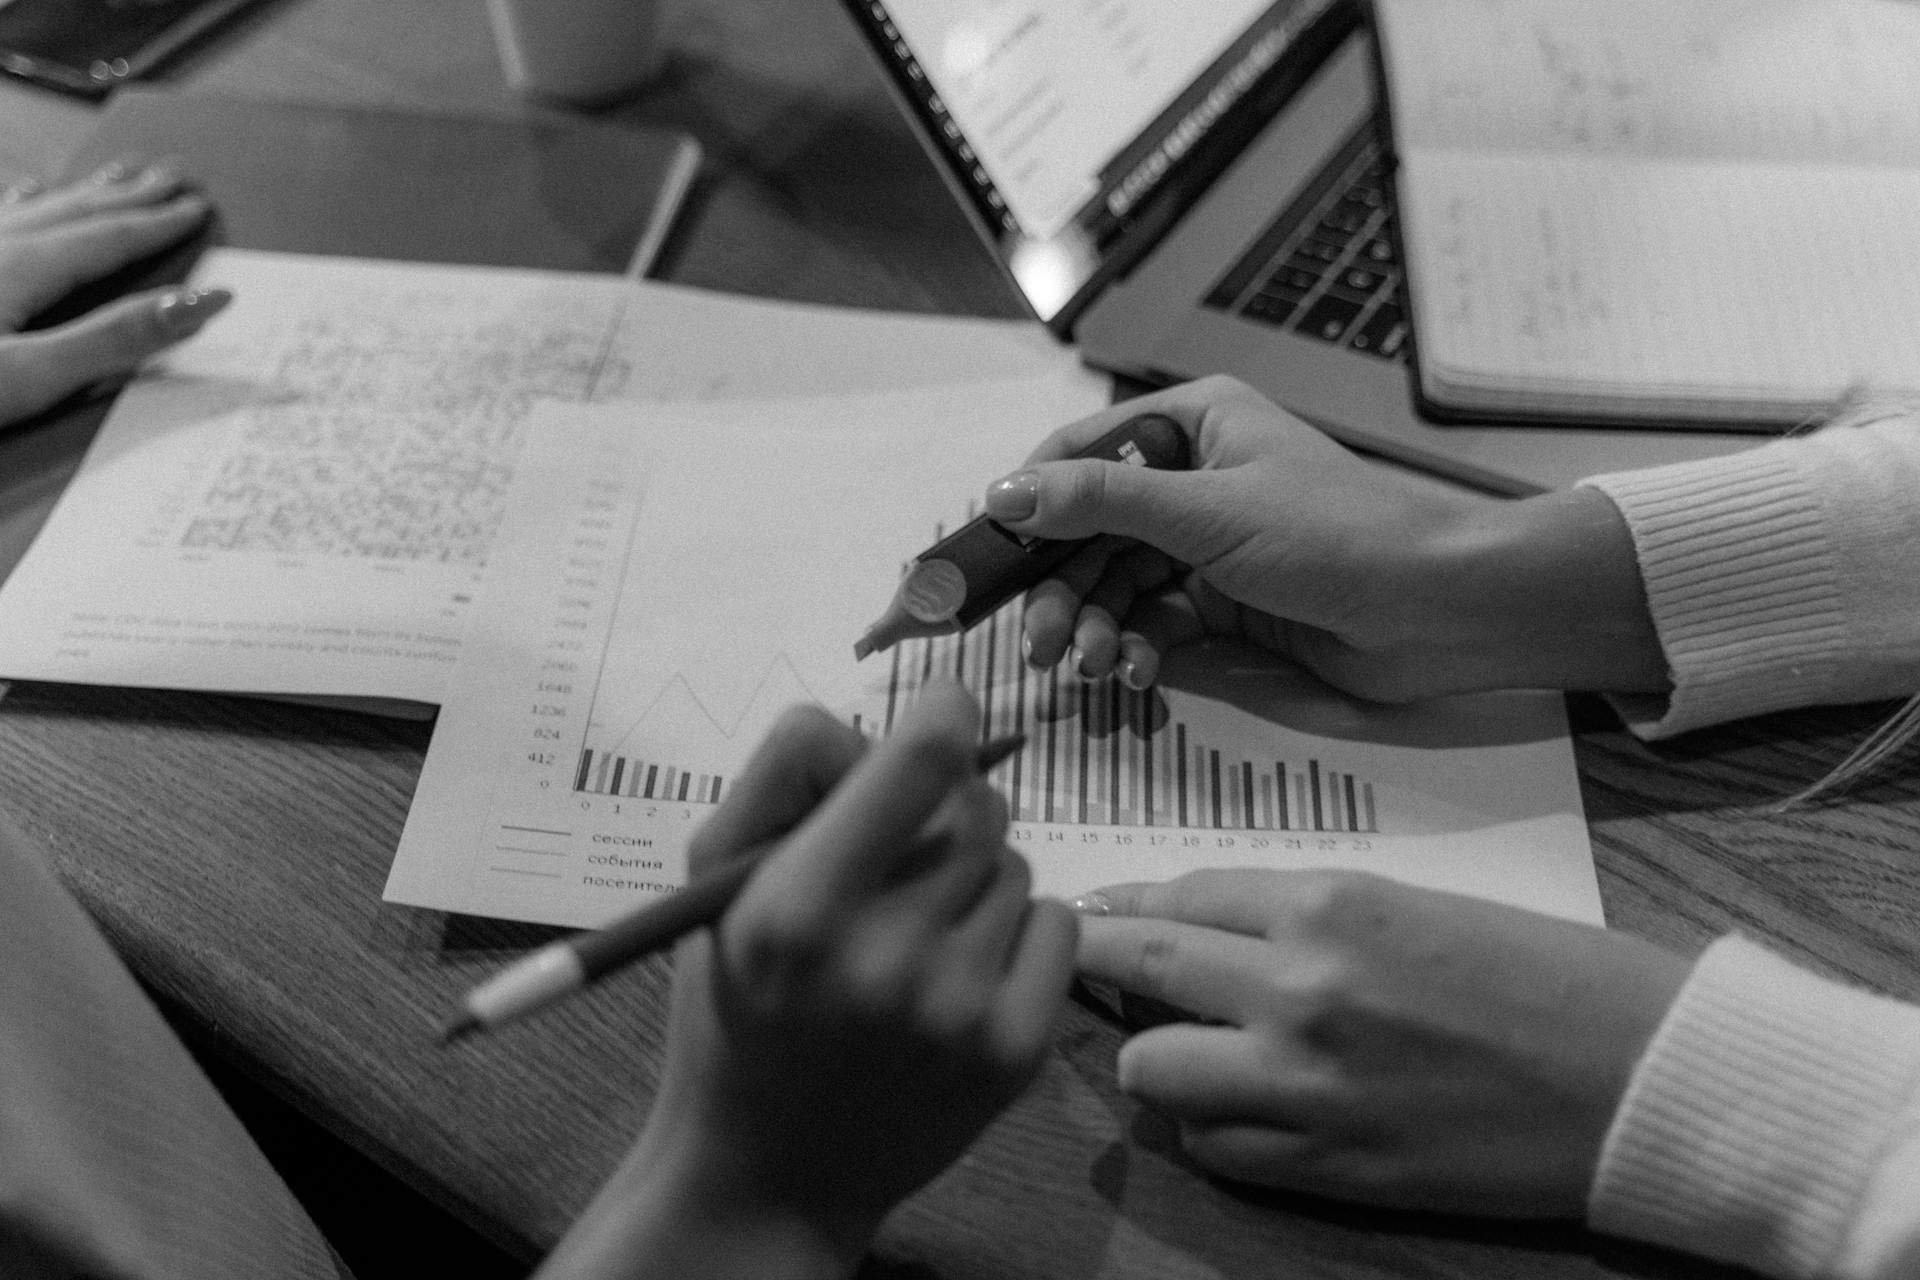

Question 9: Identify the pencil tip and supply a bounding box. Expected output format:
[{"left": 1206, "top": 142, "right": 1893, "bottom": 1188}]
[
  {"left": 853, "top": 635, "right": 875, "bottom": 661},
  {"left": 976, "top": 733, "right": 1027, "bottom": 771},
  {"left": 437, "top": 1013, "right": 480, "bottom": 1046}
]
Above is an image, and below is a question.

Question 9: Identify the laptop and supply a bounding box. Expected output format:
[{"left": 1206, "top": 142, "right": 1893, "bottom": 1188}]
[{"left": 838, "top": 0, "right": 1764, "bottom": 495}]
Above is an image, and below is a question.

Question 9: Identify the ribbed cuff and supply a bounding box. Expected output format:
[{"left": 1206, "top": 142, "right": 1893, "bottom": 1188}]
[
  {"left": 1589, "top": 936, "right": 1920, "bottom": 1277},
  {"left": 1582, "top": 448, "right": 1849, "bottom": 737}
]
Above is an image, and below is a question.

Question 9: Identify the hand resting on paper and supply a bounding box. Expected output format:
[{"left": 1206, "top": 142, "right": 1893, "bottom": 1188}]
[
  {"left": 984, "top": 375, "right": 1669, "bottom": 702},
  {"left": 535, "top": 685, "right": 1079, "bottom": 1280},
  {"left": 1075, "top": 867, "right": 1691, "bottom": 1217},
  {"left": 0, "top": 162, "right": 227, "bottom": 427}
]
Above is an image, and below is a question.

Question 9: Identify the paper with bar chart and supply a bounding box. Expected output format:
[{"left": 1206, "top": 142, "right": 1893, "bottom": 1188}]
[{"left": 386, "top": 374, "right": 1602, "bottom": 929}]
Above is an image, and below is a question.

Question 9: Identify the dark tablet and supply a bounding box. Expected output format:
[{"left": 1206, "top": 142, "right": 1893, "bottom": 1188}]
[{"left": 0, "top": 0, "right": 264, "bottom": 98}]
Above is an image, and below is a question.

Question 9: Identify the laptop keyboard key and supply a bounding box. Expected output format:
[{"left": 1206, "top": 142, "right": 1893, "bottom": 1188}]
[
  {"left": 1339, "top": 266, "right": 1387, "bottom": 294},
  {"left": 1296, "top": 294, "right": 1364, "bottom": 343},
  {"left": 1319, "top": 208, "right": 1368, "bottom": 237},
  {"left": 1242, "top": 292, "right": 1299, "bottom": 327},
  {"left": 1351, "top": 304, "right": 1409, "bottom": 361},
  {"left": 1296, "top": 237, "right": 1345, "bottom": 264},
  {"left": 1276, "top": 263, "right": 1323, "bottom": 293}
]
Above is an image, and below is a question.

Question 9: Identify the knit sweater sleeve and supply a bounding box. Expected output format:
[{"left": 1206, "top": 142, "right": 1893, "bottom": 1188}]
[
  {"left": 1579, "top": 407, "right": 1920, "bottom": 737},
  {"left": 1589, "top": 936, "right": 1920, "bottom": 1278}
]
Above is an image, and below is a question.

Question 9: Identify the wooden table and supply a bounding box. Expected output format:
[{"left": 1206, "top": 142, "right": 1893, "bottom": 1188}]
[{"left": 1, "top": 2, "right": 1916, "bottom": 1276}]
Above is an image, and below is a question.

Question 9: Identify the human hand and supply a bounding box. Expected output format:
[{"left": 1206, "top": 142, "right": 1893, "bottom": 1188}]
[
  {"left": 984, "top": 376, "right": 1667, "bottom": 702},
  {"left": 0, "top": 162, "right": 225, "bottom": 426},
  {"left": 1075, "top": 868, "right": 1691, "bottom": 1217},
  {"left": 541, "top": 686, "right": 1078, "bottom": 1280}
]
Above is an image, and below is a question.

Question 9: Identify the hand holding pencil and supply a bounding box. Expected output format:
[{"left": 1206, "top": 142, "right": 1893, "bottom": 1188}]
[
  {"left": 442, "top": 726, "right": 1031, "bottom": 1042},
  {"left": 520, "top": 685, "right": 1080, "bottom": 1280}
]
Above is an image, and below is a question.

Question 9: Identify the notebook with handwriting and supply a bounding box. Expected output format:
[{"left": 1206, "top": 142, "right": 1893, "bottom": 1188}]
[{"left": 1372, "top": 0, "right": 1920, "bottom": 427}]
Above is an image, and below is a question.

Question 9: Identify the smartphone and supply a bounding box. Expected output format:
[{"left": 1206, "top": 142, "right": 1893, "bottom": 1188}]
[{"left": 0, "top": 0, "right": 266, "bottom": 97}]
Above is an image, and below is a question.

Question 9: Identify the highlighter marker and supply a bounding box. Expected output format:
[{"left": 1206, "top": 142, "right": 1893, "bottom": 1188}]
[{"left": 853, "top": 413, "right": 1191, "bottom": 660}]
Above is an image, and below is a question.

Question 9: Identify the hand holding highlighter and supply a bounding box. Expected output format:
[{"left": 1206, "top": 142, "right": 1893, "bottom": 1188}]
[{"left": 854, "top": 412, "right": 1190, "bottom": 659}]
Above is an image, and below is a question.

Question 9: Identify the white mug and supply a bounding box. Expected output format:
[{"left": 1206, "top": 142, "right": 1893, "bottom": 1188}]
[{"left": 486, "top": 0, "right": 667, "bottom": 104}]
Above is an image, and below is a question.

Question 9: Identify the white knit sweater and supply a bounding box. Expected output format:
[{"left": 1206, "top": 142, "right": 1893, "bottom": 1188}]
[{"left": 1580, "top": 408, "right": 1920, "bottom": 1277}]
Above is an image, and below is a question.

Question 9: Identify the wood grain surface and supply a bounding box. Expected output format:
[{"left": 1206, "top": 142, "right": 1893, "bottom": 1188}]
[{"left": 0, "top": 2, "right": 1914, "bottom": 1276}]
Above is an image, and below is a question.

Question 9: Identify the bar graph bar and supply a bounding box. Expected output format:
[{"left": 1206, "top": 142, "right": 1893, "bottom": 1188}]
[
  {"left": 573, "top": 747, "right": 724, "bottom": 804},
  {"left": 569, "top": 599, "right": 1382, "bottom": 833},
  {"left": 890, "top": 603, "right": 1383, "bottom": 834}
]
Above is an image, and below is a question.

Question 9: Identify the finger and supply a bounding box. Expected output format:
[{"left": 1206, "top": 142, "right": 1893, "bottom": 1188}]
[
  {"left": 1116, "top": 1022, "right": 1313, "bottom": 1121},
  {"left": 1112, "top": 585, "right": 1209, "bottom": 690},
  {"left": 776, "top": 681, "right": 983, "bottom": 892},
  {"left": 841, "top": 839, "right": 1002, "bottom": 981},
  {"left": 1067, "top": 603, "right": 1123, "bottom": 682},
  {"left": 1075, "top": 916, "right": 1277, "bottom": 1023},
  {"left": 0, "top": 177, "right": 43, "bottom": 208},
  {"left": 985, "top": 897, "right": 1080, "bottom": 1067},
  {"left": 0, "top": 286, "right": 231, "bottom": 424},
  {"left": 685, "top": 703, "right": 868, "bottom": 876},
  {"left": 1113, "top": 630, "right": 1161, "bottom": 692},
  {"left": 0, "top": 195, "right": 212, "bottom": 326},
  {"left": 869, "top": 778, "right": 1010, "bottom": 920},
  {"left": 987, "top": 450, "right": 1224, "bottom": 556},
  {"left": 832, "top": 823, "right": 1011, "bottom": 1002},
  {"left": 986, "top": 377, "right": 1289, "bottom": 560},
  {"left": 937, "top": 845, "right": 1033, "bottom": 973},
  {"left": 1072, "top": 544, "right": 1180, "bottom": 681},
  {"left": 1019, "top": 536, "right": 1122, "bottom": 669},
  {"left": 894, "top": 848, "right": 1033, "bottom": 1043},
  {"left": 0, "top": 162, "right": 188, "bottom": 234},
  {"left": 1177, "top": 1120, "right": 1329, "bottom": 1191},
  {"left": 1013, "top": 378, "right": 1257, "bottom": 467},
  {"left": 1075, "top": 868, "right": 1331, "bottom": 938}
]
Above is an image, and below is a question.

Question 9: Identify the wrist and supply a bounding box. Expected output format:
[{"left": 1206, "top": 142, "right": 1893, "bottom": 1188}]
[{"left": 1405, "top": 487, "right": 1667, "bottom": 694}]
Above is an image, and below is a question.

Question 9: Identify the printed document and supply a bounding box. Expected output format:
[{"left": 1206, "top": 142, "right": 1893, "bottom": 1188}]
[
  {"left": 386, "top": 375, "right": 1601, "bottom": 928},
  {"left": 0, "top": 248, "right": 1097, "bottom": 709}
]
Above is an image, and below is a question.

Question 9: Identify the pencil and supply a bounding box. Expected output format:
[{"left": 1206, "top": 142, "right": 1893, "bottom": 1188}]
[{"left": 439, "top": 732, "right": 1027, "bottom": 1044}]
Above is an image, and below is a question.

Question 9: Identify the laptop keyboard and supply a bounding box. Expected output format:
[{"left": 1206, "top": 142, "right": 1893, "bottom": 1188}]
[{"left": 1203, "top": 127, "right": 1408, "bottom": 363}]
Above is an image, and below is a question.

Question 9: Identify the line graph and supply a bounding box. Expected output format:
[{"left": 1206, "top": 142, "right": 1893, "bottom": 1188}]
[{"left": 571, "top": 654, "right": 831, "bottom": 804}]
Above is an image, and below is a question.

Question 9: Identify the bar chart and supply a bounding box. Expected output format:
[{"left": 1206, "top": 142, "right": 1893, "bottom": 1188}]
[
  {"left": 571, "top": 598, "right": 1384, "bottom": 835},
  {"left": 572, "top": 747, "right": 725, "bottom": 804},
  {"left": 868, "top": 602, "right": 1381, "bottom": 832}
]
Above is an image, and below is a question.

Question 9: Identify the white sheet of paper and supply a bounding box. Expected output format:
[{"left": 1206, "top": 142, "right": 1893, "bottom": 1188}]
[
  {"left": 386, "top": 376, "right": 1601, "bottom": 928},
  {"left": 0, "top": 248, "right": 1094, "bottom": 709}
]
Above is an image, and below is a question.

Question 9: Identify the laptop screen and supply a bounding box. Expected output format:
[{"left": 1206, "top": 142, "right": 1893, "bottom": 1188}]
[{"left": 846, "top": 0, "right": 1354, "bottom": 324}]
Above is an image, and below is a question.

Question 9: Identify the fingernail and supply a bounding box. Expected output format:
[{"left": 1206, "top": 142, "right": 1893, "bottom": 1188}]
[
  {"left": 1, "top": 178, "right": 41, "bottom": 204},
  {"left": 91, "top": 161, "right": 132, "bottom": 185},
  {"left": 1070, "top": 891, "right": 1114, "bottom": 916},
  {"left": 986, "top": 471, "right": 1039, "bottom": 522},
  {"left": 156, "top": 287, "right": 233, "bottom": 335}
]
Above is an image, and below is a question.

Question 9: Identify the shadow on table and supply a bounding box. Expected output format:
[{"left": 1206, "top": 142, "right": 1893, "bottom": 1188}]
[{"left": 1571, "top": 693, "right": 1920, "bottom": 822}]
